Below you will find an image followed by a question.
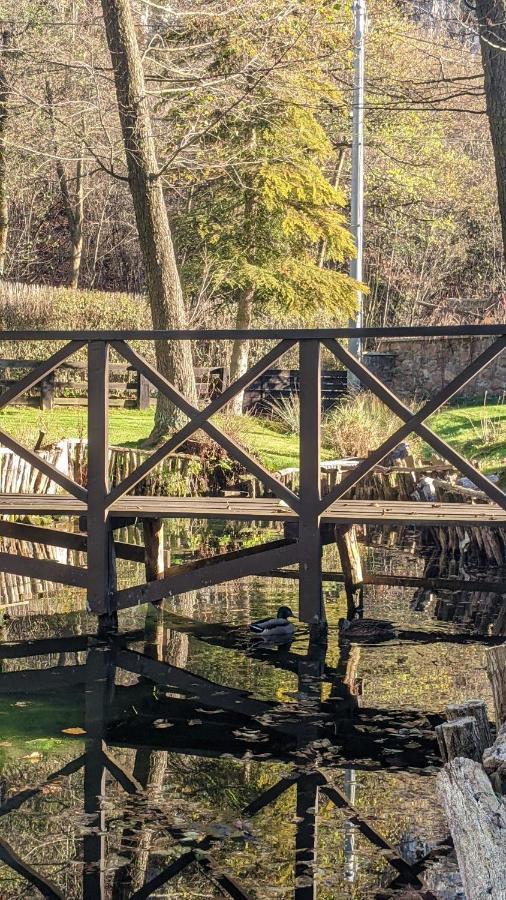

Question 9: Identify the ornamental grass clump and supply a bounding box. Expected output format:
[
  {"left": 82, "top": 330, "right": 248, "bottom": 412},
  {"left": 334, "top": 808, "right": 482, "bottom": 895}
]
[{"left": 321, "top": 391, "right": 404, "bottom": 459}]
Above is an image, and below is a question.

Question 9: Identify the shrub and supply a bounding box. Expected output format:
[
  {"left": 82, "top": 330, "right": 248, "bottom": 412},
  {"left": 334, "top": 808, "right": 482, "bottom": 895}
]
[
  {"left": 270, "top": 394, "right": 300, "bottom": 435},
  {"left": 321, "top": 390, "right": 409, "bottom": 458},
  {"left": 0, "top": 281, "right": 152, "bottom": 360}
]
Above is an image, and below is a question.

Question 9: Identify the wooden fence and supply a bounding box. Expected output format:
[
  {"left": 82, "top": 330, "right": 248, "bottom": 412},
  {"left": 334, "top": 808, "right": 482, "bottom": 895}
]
[
  {"left": 0, "top": 359, "right": 228, "bottom": 410},
  {"left": 0, "top": 359, "right": 347, "bottom": 412}
]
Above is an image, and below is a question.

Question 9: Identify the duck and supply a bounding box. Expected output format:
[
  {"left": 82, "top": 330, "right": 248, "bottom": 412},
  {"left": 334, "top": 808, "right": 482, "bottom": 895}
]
[
  {"left": 249, "top": 606, "right": 295, "bottom": 639},
  {"left": 338, "top": 617, "right": 397, "bottom": 643}
]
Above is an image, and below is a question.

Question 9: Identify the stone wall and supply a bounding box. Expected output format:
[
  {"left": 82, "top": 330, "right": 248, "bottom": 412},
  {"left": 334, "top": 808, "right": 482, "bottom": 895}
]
[{"left": 363, "top": 337, "right": 506, "bottom": 400}]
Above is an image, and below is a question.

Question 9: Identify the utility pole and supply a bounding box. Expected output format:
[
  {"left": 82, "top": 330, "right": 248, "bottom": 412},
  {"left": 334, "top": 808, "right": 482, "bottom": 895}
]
[{"left": 348, "top": 0, "right": 366, "bottom": 367}]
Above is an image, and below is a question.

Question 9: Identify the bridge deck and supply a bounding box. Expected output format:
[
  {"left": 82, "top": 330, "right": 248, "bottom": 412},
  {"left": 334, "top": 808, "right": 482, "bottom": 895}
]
[{"left": 0, "top": 494, "right": 503, "bottom": 526}]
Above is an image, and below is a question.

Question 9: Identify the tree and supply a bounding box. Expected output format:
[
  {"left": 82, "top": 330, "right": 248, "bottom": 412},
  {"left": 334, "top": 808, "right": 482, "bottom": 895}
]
[
  {"left": 0, "top": 25, "right": 11, "bottom": 278},
  {"left": 476, "top": 0, "right": 506, "bottom": 256},
  {"left": 45, "top": 80, "right": 85, "bottom": 288},
  {"left": 158, "top": 1, "right": 359, "bottom": 411},
  {"left": 100, "top": 0, "right": 198, "bottom": 438}
]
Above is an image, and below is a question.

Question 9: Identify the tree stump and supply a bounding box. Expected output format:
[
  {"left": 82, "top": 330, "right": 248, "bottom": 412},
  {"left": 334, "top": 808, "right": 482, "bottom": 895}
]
[
  {"left": 436, "top": 716, "right": 481, "bottom": 763},
  {"left": 438, "top": 757, "right": 506, "bottom": 900},
  {"left": 486, "top": 643, "right": 506, "bottom": 727},
  {"left": 446, "top": 699, "right": 492, "bottom": 755}
]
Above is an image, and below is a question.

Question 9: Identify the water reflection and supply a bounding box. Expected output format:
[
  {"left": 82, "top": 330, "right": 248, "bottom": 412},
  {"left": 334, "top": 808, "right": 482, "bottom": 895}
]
[{"left": 0, "top": 526, "right": 503, "bottom": 898}]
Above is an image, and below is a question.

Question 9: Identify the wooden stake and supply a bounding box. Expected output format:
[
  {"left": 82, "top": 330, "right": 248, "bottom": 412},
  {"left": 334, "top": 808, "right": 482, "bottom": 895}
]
[
  {"left": 446, "top": 699, "right": 492, "bottom": 754},
  {"left": 142, "top": 519, "right": 165, "bottom": 583},
  {"left": 335, "top": 525, "right": 363, "bottom": 617}
]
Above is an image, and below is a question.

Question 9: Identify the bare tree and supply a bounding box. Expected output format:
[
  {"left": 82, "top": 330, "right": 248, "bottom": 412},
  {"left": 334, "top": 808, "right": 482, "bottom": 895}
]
[
  {"left": 100, "top": 0, "right": 197, "bottom": 438},
  {"left": 0, "top": 25, "right": 11, "bottom": 277},
  {"left": 45, "top": 80, "right": 85, "bottom": 289},
  {"left": 476, "top": 0, "right": 506, "bottom": 256}
]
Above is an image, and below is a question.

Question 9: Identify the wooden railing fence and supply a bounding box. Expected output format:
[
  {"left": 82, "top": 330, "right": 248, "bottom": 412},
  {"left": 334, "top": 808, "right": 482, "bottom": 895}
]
[{"left": 0, "top": 326, "right": 505, "bottom": 627}]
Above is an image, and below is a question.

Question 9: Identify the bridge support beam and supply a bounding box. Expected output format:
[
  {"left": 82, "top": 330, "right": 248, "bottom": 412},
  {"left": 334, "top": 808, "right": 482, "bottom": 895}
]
[
  {"left": 298, "top": 339, "right": 324, "bottom": 624},
  {"left": 87, "top": 340, "right": 117, "bottom": 629}
]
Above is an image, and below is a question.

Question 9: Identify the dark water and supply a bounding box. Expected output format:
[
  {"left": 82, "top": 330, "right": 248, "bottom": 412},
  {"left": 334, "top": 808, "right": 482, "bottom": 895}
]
[{"left": 0, "top": 536, "right": 500, "bottom": 899}]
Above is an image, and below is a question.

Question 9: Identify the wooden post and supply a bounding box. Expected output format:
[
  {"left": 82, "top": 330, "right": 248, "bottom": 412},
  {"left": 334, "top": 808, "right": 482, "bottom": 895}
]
[
  {"left": 486, "top": 643, "right": 506, "bottom": 727},
  {"left": 446, "top": 699, "right": 492, "bottom": 753},
  {"left": 298, "top": 339, "right": 323, "bottom": 624},
  {"left": 436, "top": 716, "right": 482, "bottom": 763},
  {"left": 40, "top": 372, "right": 55, "bottom": 410},
  {"left": 87, "top": 341, "right": 116, "bottom": 627},
  {"left": 136, "top": 371, "right": 150, "bottom": 410},
  {"left": 142, "top": 518, "right": 165, "bottom": 583},
  {"left": 335, "top": 525, "right": 363, "bottom": 617}
]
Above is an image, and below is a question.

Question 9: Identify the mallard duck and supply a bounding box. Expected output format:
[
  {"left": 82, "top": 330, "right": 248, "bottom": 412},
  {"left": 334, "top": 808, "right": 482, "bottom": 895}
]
[
  {"left": 249, "top": 606, "right": 295, "bottom": 639},
  {"left": 338, "top": 617, "right": 397, "bottom": 642}
]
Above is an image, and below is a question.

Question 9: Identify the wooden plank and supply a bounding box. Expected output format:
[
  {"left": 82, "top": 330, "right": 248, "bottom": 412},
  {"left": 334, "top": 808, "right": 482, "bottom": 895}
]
[
  {"left": 114, "top": 538, "right": 300, "bottom": 608},
  {"left": 0, "top": 341, "right": 85, "bottom": 409},
  {"left": 87, "top": 341, "right": 113, "bottom": 615},
  {"left": 271, "top": 568, "right": 506, "bottom": 594},
  {"left": 110, "top": 341, "right": 300, "bottom": 512},
  {"left": 0, "top": 519, "right": 143, "bottom": 562},
  {"left": 0, "top": 495, "right": 504, "bottom": 525},
  {"left": 321, "top": 335, "right": 506, "bottom": 513},
  {"left": 0, "top": 664, "right": 85, "bottom": 693},
  {"left": 0, "top": 551, "right": 87, "bottom": 587},
  {"left": 3, "top": 325, "right": 506, "bottom": 339},
  {"left": 298, "top": 339, "right": 323, "bottom": 623}
]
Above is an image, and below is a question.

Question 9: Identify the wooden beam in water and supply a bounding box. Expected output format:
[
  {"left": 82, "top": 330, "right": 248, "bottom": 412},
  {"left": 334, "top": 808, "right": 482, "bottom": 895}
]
[
  {"left": 0, "top": 551, "right": 87, "bottom": 587},
  {"left": 113, "top": 538, "right": 299, "bottom": 608},
  {"left": 271, "top": 568, "right": 506, "bottom": 595}
]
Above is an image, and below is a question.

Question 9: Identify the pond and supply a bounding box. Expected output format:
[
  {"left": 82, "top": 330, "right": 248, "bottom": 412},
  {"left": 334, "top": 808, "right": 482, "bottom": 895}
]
[{"left": 0, "top": 531, "right": 501, "bottom": 899}]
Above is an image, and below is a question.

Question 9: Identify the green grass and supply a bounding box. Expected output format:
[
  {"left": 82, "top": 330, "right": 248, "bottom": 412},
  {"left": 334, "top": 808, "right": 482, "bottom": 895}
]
[
  {"left": 2, "top": 401, "right": 506, "bottom": 474},
  {"left": 429, "top": 402, "right": 506, "bottom": 473},
  {"left": 0, "top": 406, "right": 314, "bottom": 471}
]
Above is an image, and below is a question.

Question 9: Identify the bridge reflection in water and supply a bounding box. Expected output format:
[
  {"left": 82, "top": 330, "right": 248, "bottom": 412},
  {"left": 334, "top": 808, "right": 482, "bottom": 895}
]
[{"left": 0, "top": 599, "right": 467, "bottom": 900}]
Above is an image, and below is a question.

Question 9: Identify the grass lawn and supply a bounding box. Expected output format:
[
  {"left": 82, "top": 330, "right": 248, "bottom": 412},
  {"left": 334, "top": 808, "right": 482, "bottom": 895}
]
[
  {"left": 429, "top": 403, "right": 506, "bottom": 474},
  {"left": 0, "top": 406, "right": 315, "bottom": 471},
  {"left": 1, "top": 401, "right": 505, "bottom": 474}
]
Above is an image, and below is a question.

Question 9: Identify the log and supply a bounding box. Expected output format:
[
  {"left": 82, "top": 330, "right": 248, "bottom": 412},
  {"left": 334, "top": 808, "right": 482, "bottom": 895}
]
[
  {"left": 486, "top": 643, "right": 506, "bottom": 726},
  {"left": 439, "top": 716, "right": 482, "bottom": 762},
  {"left": 446, "top": 699, "right": 492, "bottom": 754},
  {"left": 438, "top": 757, "right": 506, "bottom": 900}
]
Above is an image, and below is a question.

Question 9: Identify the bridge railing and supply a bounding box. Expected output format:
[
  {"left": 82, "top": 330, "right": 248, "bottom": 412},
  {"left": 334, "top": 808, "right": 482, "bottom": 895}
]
[{"left": 0, "top": 326, "right": 505, "bottom": 621}]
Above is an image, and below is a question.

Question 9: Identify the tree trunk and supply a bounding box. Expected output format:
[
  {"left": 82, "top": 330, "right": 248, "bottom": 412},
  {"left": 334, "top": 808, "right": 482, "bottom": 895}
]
[
  {"left": 476, "top": 0, "right": 506, "bottom": 255},
  {"left": 100, "top": 0, "right": 197, "bottom": 440},
  {"left": 229, "top": 286, "right": 254, "bottom": 414},
  {"left": 0, "top": 28, "right": 11, "bottom": 278},
  {"left": 45, "top": 80, "right": 85, "bottom": 289}
]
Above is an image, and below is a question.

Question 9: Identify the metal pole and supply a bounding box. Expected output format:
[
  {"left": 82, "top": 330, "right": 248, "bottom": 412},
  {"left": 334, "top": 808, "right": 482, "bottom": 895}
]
[{"left": 348, "top": 0, "right": 366, "bottom": 368}]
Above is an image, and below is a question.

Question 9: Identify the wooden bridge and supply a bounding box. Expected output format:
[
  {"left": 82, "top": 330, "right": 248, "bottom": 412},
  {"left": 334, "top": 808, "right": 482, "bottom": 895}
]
[{"left": 0, "top": 325, "right": 506, "bottom": 628}]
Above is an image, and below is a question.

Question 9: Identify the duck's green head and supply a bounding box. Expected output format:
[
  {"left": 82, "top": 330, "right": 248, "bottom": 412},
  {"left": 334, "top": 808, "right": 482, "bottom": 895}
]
[{"left": 277, "top": 606, "right": 294, "bottom": 620}]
